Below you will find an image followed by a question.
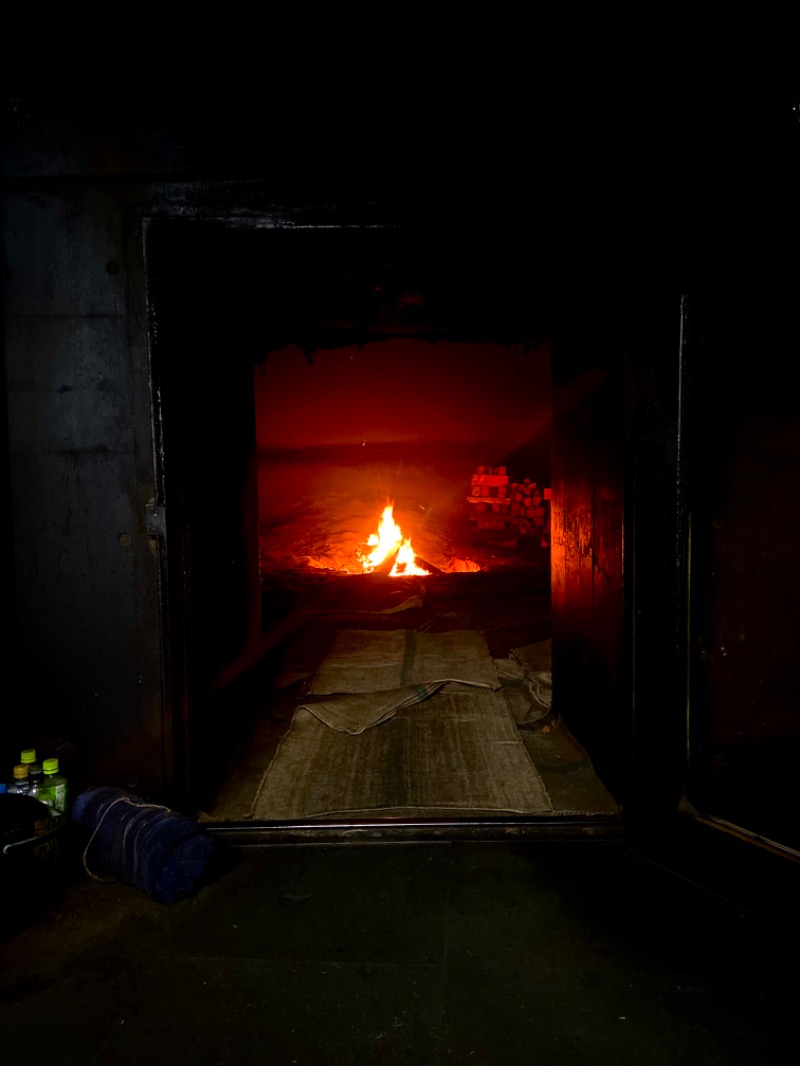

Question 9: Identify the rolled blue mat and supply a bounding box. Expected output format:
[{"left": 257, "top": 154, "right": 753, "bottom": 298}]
[{"left": 71, "top": 787, "right": 216, "bottom": 904}]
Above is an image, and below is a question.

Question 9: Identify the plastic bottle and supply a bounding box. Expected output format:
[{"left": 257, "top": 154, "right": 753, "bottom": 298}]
[
  {"left": 41, "top": 758, "right": 68, "bottom": 816},
  {"left": 9, "top": 764, "right": 31, "bottom": 795},
  {"left": 19, "top": 750, "right": 46, "bottom": 805},
  {"left": 20, "top": 749, "right": 43, "bottom": 796},
  {"left": 20, "top": 749, "right": 42, "bottom": 776},
  {"left": 28, "top": 764, "right": 46, "bottom": 801}
]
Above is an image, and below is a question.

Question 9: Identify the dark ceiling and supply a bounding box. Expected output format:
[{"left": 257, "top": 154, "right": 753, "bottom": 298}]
[{"left": 150, "top": 221, "right": 560, "bottom": 359}]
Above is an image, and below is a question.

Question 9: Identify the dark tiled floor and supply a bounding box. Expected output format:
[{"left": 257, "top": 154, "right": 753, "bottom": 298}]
[{"left": 2, "top": 837, "right": 798, "bottom": 1064}]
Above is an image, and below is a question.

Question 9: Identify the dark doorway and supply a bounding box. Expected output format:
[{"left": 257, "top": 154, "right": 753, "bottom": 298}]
[{"left": 146, "top": 218, "right": 621, "bottom": 830}]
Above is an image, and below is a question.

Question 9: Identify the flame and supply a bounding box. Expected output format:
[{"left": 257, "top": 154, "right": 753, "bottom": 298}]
[{"left": 360, "top": 504, "right": 431, "bottom": 577}]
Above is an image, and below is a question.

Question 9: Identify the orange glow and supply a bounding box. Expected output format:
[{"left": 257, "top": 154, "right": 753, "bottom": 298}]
[{"left": 359, "top": 504, "right": 431, "bottom": 577}]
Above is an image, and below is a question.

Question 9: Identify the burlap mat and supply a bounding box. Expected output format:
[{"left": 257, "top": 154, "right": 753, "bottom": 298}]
[
  {"left": 251, "top": 688, "right": 553, "bottom": 820},
  {"left": 299, "top": 629, "right": 500, "bottom": 734}
]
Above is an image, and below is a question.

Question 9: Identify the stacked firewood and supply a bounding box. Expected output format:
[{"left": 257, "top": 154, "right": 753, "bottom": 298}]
[{"left": 467, "top": 466, "right": 551, "bottom": 539}]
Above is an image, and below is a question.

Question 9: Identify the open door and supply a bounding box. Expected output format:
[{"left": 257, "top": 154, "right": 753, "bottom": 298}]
[
  {"left": 145, "top": 214, "right": 567, "bottom": 817},
  {"left": 145, "top": 213, "right": 623, "bottom": 824},
  {"left": 624, "top": 283, "right": 800, "bottom": 932},
  {"left": 146, "top": 219, "right": 263, "bottom": 810}
]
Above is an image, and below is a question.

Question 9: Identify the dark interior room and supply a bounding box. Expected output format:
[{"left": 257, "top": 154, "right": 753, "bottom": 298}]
[{"left": 3, "top": 72, "right": 800, "bottom": 1061}]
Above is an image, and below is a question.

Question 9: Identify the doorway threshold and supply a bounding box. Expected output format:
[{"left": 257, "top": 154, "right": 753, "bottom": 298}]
[{"left": 204, "top": 813, "right": 623, "bottom": 847}]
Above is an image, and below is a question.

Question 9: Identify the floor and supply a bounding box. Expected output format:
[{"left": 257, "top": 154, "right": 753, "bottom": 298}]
[
  {"left": 11, "top": 513, "right": 793, "bottom": 1062},
  {"left": 2, "top": 833, "right": 799, "bottom": 1064},
  {"left": 201, "top": 552, "right": 619, "bottom": 827}
]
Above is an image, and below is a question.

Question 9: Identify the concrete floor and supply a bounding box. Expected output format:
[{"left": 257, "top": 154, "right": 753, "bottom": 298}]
[{"left": 2, "top": 834, "right": 798, "bottom": 1064}]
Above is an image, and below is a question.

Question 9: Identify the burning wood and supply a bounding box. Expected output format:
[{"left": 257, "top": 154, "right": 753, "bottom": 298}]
[
  {"left": 359, "top": 504, "right": 431, "bottom": 577},
  {"left": 412, "top": 555, "right": 444, "bottom": 575}
]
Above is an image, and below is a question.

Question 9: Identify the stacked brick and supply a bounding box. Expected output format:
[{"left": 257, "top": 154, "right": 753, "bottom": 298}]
[{"left": 467, "top": 466, "right": 551, "bottom": 538}]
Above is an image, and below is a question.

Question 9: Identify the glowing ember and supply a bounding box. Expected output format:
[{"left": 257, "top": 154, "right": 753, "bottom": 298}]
[{"left": 359, "top": 504, "right": 431, "bottom": 577}]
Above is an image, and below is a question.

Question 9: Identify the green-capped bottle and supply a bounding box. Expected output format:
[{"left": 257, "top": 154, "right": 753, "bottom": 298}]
[
  {"left": 41, "top": 758, "right": 68, "bottom": 815},
  {"left": 21, "top": 750, "right": 47, "bottom": 802},
  {"left": 20, "top": 749, "right": 42, "bottom": 775}
]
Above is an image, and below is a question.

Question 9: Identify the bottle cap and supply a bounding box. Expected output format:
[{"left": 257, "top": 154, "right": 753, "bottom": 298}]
[
  {"left": 21, "top": 749, "right": 37, "bottom": 764},
  {"left": 13, "top": 764, "right": 29, "bottom": 779},
  {"left": 0, "top": 783, "right": 7, "bottom": 794},
  {"left": 43, "top": 758, "right": 60, "bottom": 774}
]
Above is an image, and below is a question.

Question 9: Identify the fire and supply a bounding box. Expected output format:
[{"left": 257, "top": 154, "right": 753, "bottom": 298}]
[{"left": 359, "top": 504, "right": 431, "bottom": 577}]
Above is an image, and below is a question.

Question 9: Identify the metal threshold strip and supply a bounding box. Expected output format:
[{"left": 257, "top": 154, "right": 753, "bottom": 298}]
[
  {"left": 688, "top": 812, "right": 800, "bottom": 863},
  {"left": 204, "top": 813, "right": 623, "bottom": 846}
]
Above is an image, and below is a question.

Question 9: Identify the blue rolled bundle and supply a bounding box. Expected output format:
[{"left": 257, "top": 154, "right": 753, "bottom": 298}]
[{"left": 71, "top": 787, "right": 216, "bottom": 904}]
